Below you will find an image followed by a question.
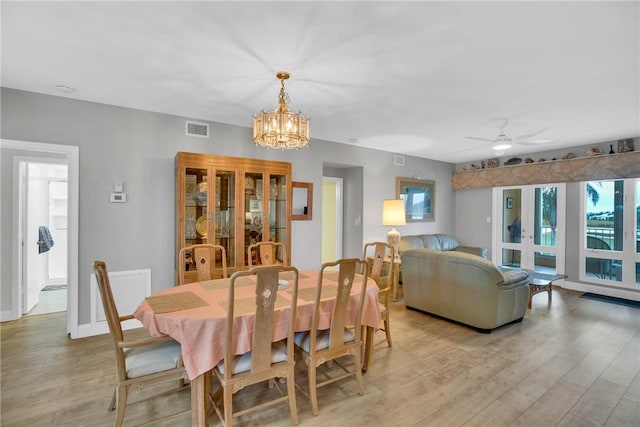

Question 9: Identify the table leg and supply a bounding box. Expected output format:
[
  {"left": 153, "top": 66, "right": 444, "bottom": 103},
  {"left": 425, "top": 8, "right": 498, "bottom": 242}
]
[
  {"left": 191, "top": 371, "right": 210, "bottom": 427},
  {"left": 391, "top": 263, "right": 400, "bottom": 302},
  {"left": 362, "top": 326, "right": 374, "bottom": 372}
]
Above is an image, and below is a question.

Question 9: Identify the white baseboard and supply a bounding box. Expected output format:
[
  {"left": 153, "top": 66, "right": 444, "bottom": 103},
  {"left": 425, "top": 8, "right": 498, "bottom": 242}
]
[
  {"left": 0, "top": 309, "right": 19, "bottom": 322},
  {"left": 559, "top": 280, "right": 640, "bottom": 301},
  {"left": 76, "top": 318, "right": 143, "bottom": 338}
]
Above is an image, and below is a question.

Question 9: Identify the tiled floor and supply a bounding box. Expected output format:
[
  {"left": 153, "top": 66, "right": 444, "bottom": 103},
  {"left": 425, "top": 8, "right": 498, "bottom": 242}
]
[{"left": 26, "top": 288, "right": 67, "bottom": 316}]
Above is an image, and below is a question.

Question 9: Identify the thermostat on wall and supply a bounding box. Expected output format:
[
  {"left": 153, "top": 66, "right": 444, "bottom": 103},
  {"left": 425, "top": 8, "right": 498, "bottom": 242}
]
[{"left": 110, "top": 193, "right": 127, "bottom": 203}]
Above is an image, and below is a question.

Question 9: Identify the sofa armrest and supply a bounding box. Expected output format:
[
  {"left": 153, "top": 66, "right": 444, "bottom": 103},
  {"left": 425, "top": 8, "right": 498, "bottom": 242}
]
[
  {"left": 454, "top": 246, "right": 488, "bottom": 259},
  {"left": 498, "top": 269, "right": 530, "bottom": 289}
]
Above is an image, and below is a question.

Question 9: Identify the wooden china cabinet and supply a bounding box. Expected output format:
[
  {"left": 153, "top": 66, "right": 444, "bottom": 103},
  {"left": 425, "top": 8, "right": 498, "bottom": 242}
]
[{"left": 175, "top": 151, "right": 291, "bottom": 281}]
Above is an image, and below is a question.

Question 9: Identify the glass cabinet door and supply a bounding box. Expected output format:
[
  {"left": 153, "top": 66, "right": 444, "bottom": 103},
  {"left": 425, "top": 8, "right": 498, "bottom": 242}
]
[
  {"left": 214, "top": 169, "right": 236, "bottom": 269},
  {"left": 269, "top": 173, "right": 288, "bottom": 245},
  {"left": 244, "top": 171, "right": 265, "bottom": 265},
  {"left": 184, "top": 167, "right": 209, "bottom": 245}
]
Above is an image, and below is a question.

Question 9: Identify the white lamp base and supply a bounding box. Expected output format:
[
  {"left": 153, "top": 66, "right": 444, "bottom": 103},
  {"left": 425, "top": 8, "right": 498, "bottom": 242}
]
[{"left": 387, "top": 228, "right": 401, "bottom": 261}]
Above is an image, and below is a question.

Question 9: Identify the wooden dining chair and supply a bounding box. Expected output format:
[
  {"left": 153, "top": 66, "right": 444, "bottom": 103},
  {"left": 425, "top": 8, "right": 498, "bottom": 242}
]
[
  {"left": 363, "top": 241, "right": 395, "bottom": 347},
  {"left": 293, "top": 258, "right": 369, "bottom": 416},
  {"left": 92, "top": 261, "right": 189, "bottom": 427},
  {"left": 247, "top": 241, "right": 287, "bottom": 267},
  {"left": 210, "top": 265, "right": 299, "bottom": 426},
  {"left": 178, "top": 243, "right": 227, "bottom": 285}
]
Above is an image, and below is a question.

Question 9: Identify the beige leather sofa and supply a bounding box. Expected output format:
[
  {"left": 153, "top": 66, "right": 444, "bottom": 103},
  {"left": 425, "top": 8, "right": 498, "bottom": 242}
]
[{"left": 400, "top": 234, "right": 530, "bottom": 332}]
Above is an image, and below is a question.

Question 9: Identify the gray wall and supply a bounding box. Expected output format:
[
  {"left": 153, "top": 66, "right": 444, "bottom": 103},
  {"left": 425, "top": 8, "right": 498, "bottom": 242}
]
[{"left": 1, "top": 88, "right": 456, "bottom": 324}]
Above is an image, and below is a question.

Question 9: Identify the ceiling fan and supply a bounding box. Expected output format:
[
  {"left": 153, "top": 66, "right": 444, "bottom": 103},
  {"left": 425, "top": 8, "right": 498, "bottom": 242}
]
[{"left": 464, "top": 118, "right": 553, "bottom": 154}]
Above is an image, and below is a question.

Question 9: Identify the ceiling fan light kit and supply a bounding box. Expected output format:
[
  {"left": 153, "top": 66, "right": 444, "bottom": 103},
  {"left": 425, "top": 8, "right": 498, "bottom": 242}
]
[
  {"left": 253, "top": 71, "right": 310, "bottom": 150},
  {"left": 464, "top": 117, "right": 553, "bottom": 154}
]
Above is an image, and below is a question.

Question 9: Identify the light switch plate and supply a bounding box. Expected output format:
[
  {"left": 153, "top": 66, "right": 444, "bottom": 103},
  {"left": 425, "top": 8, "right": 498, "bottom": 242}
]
[{"left": 114, "top": 181, "right": 124, "bottom": 193}]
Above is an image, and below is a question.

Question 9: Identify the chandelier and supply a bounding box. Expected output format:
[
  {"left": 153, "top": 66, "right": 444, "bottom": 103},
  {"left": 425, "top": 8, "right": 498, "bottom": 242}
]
[{"left": 253, "top": 71, "right": 310, "bottom": 149}]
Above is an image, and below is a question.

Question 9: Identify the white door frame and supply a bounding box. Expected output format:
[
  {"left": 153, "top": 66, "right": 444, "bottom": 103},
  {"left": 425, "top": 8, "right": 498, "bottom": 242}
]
[
  {"left": 2, "top": 139, "right": 79, "bottom": 338},
  {"left": 492, "top": 183, "right": 566, "bottom": 273}
]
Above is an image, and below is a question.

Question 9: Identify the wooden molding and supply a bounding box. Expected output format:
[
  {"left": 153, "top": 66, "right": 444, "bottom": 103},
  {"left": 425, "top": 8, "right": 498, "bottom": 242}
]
[{"left": 452, "top": 151, "right": 640, "bottom": 191}]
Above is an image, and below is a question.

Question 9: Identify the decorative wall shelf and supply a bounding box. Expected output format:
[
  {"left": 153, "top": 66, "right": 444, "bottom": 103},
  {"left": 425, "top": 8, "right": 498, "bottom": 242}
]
[{"left": 452, "top": 151, "right": 640, "bottom": 191}]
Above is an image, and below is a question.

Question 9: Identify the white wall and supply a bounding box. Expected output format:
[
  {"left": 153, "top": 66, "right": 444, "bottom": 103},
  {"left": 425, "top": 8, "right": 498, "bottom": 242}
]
[{"left": 0, "top": 88, "right": 456, "bottom": 326}]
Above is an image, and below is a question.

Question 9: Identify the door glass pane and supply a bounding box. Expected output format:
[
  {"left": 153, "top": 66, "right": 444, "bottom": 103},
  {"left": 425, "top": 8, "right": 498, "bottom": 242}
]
[
  {"left": 535, "top": 186, "right": 557, "bottom": 247},
  {"left": 269, "top": 173, "right": 287, "bottom": 246},
  {"left": 502, "top": 189, "right": 521, "bottom": 244},
  {"left": 215, "top": 170, "right": 235, "bottom": 268},
  {"left": 502, "top": 248, "right": 521, "bottom": 267},
  {"left": 585, "top": 257, "right": 622, "bottom": 281},
  {"left": 534, "top": 251, "right": 556, "bottom": 274},
  {"left": 585, "top": 180, "right": 623, "bottom": 251},
  {"left": 186, "top": 168, "right": 208, "bottom": 244},
  {"left": 636, "top": 179, "right": 639, "bottom": 254}
]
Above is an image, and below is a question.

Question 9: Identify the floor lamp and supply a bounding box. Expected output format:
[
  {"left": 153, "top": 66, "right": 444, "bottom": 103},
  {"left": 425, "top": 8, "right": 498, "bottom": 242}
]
[{"left": 382, "top": 199, "right": 406, "bottom": 261}]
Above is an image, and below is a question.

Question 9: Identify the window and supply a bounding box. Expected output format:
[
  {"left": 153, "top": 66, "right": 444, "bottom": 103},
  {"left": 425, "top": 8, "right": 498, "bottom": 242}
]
[{"left": 580, "top": 178, "right": 640, "bottom": 286}]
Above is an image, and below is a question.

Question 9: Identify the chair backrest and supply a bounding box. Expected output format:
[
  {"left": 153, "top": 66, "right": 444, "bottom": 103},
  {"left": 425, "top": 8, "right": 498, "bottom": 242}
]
[
  {"left": 247, "top": 241, "right": 287, "bottom": 267},
  {"left": 222, "top": 265, "right": 299, "bottom": 380},
  {"left": 93, "top": 260, "right": 127, "bottom": 380},
  {"left": 179, "top": 244, "right": 227, "bottom": 285},
  {"left": 363, "top": 241, "right": 394, "bottom": 291},
  {"left": 309, "top": 258, "right": 368, "bottom": 353}
]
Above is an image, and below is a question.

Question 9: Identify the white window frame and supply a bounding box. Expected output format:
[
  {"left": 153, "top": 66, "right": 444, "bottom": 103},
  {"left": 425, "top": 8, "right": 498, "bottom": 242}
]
[{"left": 578, "top": 178, "right": 639, "bottom": 289}]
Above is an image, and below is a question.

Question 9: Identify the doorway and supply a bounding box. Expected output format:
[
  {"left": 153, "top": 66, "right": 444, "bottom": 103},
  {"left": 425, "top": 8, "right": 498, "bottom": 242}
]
[
  {"left": 2, "top": 139, "right": 79, "bottom": 337},
  {"left": 22, "top": 162, "right": 68, "bottom": 316},
  {"left": 493, "top": 183, "right": 566, "bottom": 274},
  {"left": 321, "top": 177, "right": 343, "bottom": 264}
]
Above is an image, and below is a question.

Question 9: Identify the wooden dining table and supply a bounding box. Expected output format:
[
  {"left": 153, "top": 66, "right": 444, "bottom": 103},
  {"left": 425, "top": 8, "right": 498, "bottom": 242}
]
[{"left": 133, "top": 269, "right": 381, "bottom": 426}]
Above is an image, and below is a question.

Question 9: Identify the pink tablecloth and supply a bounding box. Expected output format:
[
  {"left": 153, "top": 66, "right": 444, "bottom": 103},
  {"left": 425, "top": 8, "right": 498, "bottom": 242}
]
[{"left": 133, "top": 270, "right": 380, "bottom": 380}]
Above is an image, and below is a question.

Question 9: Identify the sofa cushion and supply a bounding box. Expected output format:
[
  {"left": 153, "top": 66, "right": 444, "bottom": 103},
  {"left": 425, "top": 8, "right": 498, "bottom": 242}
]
[
  {"left": 399, "top": 236, "right": 425, "bottom": 253},
  {"left": 421, "top": 234, "right": 443, "bottom": 250},
  {"left": 436, "top": 234, "right": 460, "bottom": 251}
]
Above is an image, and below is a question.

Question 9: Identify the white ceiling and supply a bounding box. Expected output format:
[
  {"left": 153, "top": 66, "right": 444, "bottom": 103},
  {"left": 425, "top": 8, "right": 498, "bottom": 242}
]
[{"left": 2, "top": 1, "right": 639, "bottom": 163}]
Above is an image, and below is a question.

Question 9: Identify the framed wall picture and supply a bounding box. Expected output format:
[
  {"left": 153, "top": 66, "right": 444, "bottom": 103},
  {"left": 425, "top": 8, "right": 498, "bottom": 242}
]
[{"left": 396, "top": 177, "right": 435, "bottom": 222}]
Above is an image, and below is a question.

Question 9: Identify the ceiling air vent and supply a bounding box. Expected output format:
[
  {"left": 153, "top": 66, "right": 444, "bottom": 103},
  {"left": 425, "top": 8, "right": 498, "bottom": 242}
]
[
  {"left": 185, "top": 121, "right": 210, "bottom": 138},
  {"left": 394, "top": 154, "right": 405, "bottom": 166}
]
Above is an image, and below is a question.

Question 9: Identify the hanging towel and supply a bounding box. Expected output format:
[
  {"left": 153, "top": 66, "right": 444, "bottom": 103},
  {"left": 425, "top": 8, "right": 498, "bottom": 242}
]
[{"left": 37, "top": 226, "right": 54, "bottom": 254}]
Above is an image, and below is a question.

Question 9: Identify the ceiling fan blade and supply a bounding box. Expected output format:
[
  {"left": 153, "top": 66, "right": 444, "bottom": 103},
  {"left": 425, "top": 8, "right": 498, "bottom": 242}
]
[
  {"left": 514, "top": 127, "right": 546, "bottom": 140},
  {"left": 464, "top": 136, "right": 495, "bottom": 142},
  {"left": 517, "top": 139, "right": 554, "bottom": 146}
]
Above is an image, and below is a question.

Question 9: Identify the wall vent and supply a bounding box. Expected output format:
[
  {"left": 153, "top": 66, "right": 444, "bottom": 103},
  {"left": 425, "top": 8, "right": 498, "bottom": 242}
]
[
  {"left": 394, "top": 154, "right": 405, "bottom": 166},
  {"left": 186, "top": 121, "right": 210, "bottom": 138}
]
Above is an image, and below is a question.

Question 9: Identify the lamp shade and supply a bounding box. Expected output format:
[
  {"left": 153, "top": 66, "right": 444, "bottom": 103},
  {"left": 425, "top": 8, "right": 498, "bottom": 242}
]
[{"left": 382, "top": 199, "right": 406, "bottom": 226}]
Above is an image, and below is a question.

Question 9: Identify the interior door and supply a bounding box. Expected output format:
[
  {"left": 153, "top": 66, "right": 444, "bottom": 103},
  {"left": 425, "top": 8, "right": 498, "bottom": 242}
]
[{"left": 494, "top": 183, "right": 565, "bottom": 274}]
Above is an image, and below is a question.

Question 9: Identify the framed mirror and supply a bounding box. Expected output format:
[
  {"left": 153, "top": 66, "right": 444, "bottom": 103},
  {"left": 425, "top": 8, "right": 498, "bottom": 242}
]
[
  {"left": 292, "top": 181, "right": 313, "bottom": 220},
  {"left": 396, "top": 177, "right": 435, "bottom": 222}
]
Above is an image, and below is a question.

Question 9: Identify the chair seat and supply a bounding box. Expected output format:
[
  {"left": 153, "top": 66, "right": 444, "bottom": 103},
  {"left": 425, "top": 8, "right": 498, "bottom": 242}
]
[
  {"left": 216, "top": 340, "right": 288, "bottom": 375},
  {"left": 294, "top": 328, "right": 355, "bottom": 352},
  {"left": 125, "top": 340, "right": 182, "bottom": 378}
]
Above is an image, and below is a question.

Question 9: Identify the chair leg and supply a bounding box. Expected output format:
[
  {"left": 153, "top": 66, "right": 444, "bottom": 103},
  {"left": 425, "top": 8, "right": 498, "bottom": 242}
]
[
  {"left": 354, "top": 350, "right": 365, "bottom": 396},
  {"left": 108, "top": 387, "right": 116, "bottom": 411},
  {"left": 383, "top": 317, "right": 392, "bottom": 347},
  {"left": 287, "top": 371, "right": 299, "bottom": 425},
  {"left": 308, "top": 363, "right": 319, "bottom": 416},
  {"left": 223, "top": 386, "right": 233, "bottom": 427},
  {"left": 113, "top": 385, "right": 127, "bottom": 427}
]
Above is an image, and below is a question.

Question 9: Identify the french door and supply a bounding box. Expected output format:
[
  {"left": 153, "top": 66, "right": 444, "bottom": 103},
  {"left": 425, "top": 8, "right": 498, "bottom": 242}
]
[{"left": 493, "top": 183, "right": 566, "bottom": 274}]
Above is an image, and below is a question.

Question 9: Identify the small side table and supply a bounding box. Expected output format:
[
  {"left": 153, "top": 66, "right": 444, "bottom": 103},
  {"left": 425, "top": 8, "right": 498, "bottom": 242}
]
[{"left": 526, "top": 272, "right": 566, "bottom": 309}]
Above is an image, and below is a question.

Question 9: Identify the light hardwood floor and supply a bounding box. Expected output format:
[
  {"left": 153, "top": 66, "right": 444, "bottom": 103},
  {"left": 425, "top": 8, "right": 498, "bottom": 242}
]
[{"left": 1, "top": 287, "right": 638, "bottom": 426}]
